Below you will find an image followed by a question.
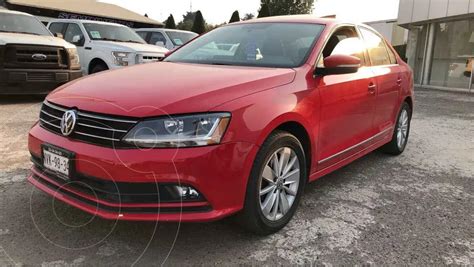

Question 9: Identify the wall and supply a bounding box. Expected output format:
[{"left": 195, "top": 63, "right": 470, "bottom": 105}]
[{"left": 399, "top": 0, "right": 473, "bottom": 25}]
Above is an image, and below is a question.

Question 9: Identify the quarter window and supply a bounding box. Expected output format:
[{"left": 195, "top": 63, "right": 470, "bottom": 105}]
[{"left": 359, "top": 27, "right": 391, "bottom": 66}]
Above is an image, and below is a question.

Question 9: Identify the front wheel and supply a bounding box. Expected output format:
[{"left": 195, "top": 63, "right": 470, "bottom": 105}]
[
  {"left": 238, "top": 131, "right": 307, "bottom": 235},
  {"left": 382, "top": 102, "right": 412, "bottom": 155}
]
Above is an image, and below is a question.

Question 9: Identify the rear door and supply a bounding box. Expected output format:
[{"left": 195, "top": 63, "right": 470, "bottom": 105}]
[
  {"left": 315, "top": 26, "right": 378, "bottom": 170},
  {"left": 359, "top": 26, "right": 401, "bottom": 132}
]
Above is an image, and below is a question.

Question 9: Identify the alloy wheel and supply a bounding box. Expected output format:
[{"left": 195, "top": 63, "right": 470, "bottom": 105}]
[
  {"left": 259, "top": 147, "right": 300, "bottom": 221},
  {"left": 397, "top": 109, "right": 409, "bottom": 149}
]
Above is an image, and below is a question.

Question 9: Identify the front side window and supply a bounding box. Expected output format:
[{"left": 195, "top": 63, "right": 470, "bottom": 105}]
[
  {"left": 165, "top": 23, "right": 325, "bottom": 68},
  {"left": 83, "top": 23, "right": 145, "bottom": 44},
  {"left": 0, "top": 13, "right": 51, "bottom": 36},
  {"left": 149, "top": 32, "right": 167, "bottom": 45},
  {"left": 359, "top": 27, "right": 391, "bottom": 66},
  {"left": 318, "top": 26, "right": 367, "bottom": 67},
  {"left": 64, "top": 23, "right": 84, "bottom": 45},
  {"left": 48, "top": 22, "right": 65, "bottom": 36}
]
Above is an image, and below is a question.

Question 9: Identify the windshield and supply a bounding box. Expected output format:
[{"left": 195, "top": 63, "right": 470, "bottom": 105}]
[
  {"left": 165, "top": 30, "right": 198, "bottom": 46},
  {"left": 165, "top": 23, "right": 324, "bottom": 68},
  {"left": 0, "top": 13, "right": 51, "bottom": 36},
  {"left": 83, "top": 23, "right": 145, "bottom": 44}
]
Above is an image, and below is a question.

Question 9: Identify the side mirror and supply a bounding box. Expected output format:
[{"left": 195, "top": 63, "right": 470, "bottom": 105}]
[
  {"left": 155, "top": 41, "right": 165, "bottom": 48},
  {"left": 71, "top": 35, "right": 84, "bottom": 46},
  {"left": 315, "top": 54, "right": 361, "bottom": 76},
  {"left": 53, "top": 32, "right": 63, "bottom": 39}
]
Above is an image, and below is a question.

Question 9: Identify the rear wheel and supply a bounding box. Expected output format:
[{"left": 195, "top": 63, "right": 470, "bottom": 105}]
[
  {"left": 382, "top": 102, "right": 412, "bottom": 155},
  {"left": 238, "top": 131, "right": 307, "bottom": 235}
]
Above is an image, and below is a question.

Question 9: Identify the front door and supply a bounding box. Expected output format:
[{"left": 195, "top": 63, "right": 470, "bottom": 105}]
[{"left": 314, "top": 26, "right": 377, "bottom": 170}]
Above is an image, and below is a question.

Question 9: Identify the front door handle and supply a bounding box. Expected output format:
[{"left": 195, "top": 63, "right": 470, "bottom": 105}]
[{"left": 368, "top": 83, "right": 377, "bottom": 95}]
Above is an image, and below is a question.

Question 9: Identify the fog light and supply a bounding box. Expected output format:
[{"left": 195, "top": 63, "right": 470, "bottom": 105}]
[
  {"left": 162, "top": 184, "right": 203, "bottom": 201},
  {"left": 175, "top": 186, "right": 200, "bottom": 199}
]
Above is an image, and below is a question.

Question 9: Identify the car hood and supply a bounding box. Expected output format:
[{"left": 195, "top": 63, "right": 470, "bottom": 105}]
[
  {"left": 0, "top": 33, "right": 75, "bottom": 48},
  {"left": 93, "top": 41, "right": 168, "bottom": 54},
  {"left": 47, "top": 62, "right": 296, "bottom": 117}
]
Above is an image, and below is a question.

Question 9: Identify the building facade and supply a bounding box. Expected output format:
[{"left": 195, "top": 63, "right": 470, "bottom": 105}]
[{"left": 399, "top": 0, "right": 474, "bottom": 91}]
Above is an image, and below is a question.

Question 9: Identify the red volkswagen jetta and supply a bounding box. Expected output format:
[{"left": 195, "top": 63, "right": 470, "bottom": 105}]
[{"left": 28, "top": 16, "right": 413, "bottom": 234}]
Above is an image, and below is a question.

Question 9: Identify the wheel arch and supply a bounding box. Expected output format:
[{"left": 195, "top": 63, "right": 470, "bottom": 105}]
[{"left": 88, "top": 58, "right": 108, "bottom": 74}]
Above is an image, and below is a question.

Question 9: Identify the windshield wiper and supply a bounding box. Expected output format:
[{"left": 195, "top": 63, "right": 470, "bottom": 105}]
[{"left": 0, "top": 30, "right": 40, "bottom": 35}]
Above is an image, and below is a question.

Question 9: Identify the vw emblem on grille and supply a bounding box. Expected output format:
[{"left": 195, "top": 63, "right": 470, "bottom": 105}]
[
  {"left": 31, "top": 53, "right": 47, "bottom": 61},
  {"left": 60, "top": 110, "right": 77, "bottom": 136}
]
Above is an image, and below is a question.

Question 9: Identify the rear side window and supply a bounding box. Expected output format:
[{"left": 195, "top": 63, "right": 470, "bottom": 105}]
[
  {"left": 385, "top": 41, "right": 398, "bottom": 64},
  {"left": 359, "top": 27, "right": 391, "bottom": 66},
  {"left": 49, "top": 22, "right": 65, "bottom": 35},
  {"left": 64, "top": 24, "right": 83, "bottom": 45}
]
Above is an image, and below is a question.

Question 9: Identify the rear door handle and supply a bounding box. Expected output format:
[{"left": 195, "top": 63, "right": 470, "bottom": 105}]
[
  {"left": 397, "top": 78, "right": 402, "bottom": 85},
  {"left": 368, "top": 83, "right": 377, "bottom": 95}
]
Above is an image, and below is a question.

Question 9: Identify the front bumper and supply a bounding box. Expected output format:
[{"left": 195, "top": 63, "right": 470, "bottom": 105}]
[
  {"left": 0, "top": 68, "right": 82, "bottom": 94},
  {"left": 28, "top": 123, "right": 258, "bottom": 222}
]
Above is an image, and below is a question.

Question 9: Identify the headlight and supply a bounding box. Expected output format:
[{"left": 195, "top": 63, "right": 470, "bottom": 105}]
[
  {"left": 123, "top": 113, "right": 231, "bottom": 148},
  {"left": 112, "top": 51, "right": 132, "bottom": 66},
  {"left": 67, "top": 48, "right": 80, "bottom": 70}
]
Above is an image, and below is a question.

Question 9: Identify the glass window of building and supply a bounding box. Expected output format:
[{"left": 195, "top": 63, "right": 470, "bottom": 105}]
[{"left": 429, "top": 19, "right": 474, "bottom": 89}]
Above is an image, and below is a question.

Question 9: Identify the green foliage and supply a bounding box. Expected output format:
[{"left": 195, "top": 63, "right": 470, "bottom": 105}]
[
  {"left": 177, "top": 11, "right": 196, "bottom": 31},
  {"left": 259, "top": 0, "right": 314, "bottom": 17},
  {"left": 242, "top": 13, "right": 255, "bottom": 21},
  {"left": 165, "top": 14, "right": 176, "bottom": 29},
  {"left": 229, "top": 10, "right": 240, "bottom": 23},
  {"left": 191, "top": 10, "right": 206, "bottom": 34},
  {"left": 257, "top": 3, "right": 271, "bottom": 18}
]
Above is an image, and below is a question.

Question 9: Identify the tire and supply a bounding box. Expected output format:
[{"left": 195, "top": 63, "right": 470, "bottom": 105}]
[
  {"left": 90, "top": 63, "right": 108, "bottom": 74},
  {"left": 238, "top": 131, "right": 307, "bottom": 235},
  {"left": 382, "top": 102, "right": 412, "bottom": 155}
]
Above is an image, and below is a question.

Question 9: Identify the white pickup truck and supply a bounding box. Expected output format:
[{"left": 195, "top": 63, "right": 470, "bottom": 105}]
[
  {"left": 47, "top": 19, "right": 168, "bottom": 74},
  {"left": 0, "top": 9, "right": 82, "bottom": 94}
]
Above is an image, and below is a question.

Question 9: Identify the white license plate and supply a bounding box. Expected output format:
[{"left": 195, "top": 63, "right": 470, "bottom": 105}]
[{"left": 43, "top": 149, "right": 70, "bottom": 177}]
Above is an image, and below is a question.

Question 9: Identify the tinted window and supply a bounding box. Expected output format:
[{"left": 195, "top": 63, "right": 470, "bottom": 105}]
[
  {"left": 136, "top": 31, "right": 148, "bottom": 41},
  {"left": 49, "top": 22, "right": 65, "bottom": 36},
  {"left": 165, "top": 30, "right": 198, "bottom": 46},
  {"left": 385, "top": 42, "right": 398, "bottom": 64},
  {"left": 0, "top": 13, "right": 51, "bottom": 36},
  {"left": 64, "top": 24, "right": 83, "bottom": 45},
  {"left": 149, "top": 32, "right": 167, "bottom": 45},
  {"left": 319, "top": 27, "right": 366, "bottom": 67},
  {"left": 359, "top": 27, "right": 391, "bottom": 66},
  {"left": 165, "top": 23, "right": 325, "bottom": 68}
]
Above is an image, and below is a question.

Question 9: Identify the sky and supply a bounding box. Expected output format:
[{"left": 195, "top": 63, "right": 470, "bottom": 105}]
[{"left": 100, "top": 0, "right": 400, "bottom": 25}]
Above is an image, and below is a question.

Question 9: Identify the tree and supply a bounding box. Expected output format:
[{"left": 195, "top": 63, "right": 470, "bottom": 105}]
[
  {"left": 177, "top": 11, "right": 196, "bottom": 31},
  {"left": 165, "top": 14, "right": 176, "bottom": 29},
  {"left": 242, "top": 13, "right": 255, "bottom": 21},
  {"left": 191, "top": 10, "right": 206, "bottom": 34},
  {"left": 229, "top": 10, "right": 240, "bottom": 23},
  {"left": 259, "top": 0, "right": 314, "bottom": 17},
  {"left": 257, "top": 3, "right": 271, "bottom": 18}
]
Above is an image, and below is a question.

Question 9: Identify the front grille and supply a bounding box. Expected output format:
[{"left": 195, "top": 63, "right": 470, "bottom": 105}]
[
  {"left": 4, "top": 44, "right": 68, "bottom": 69},
  {"left": 39, "top": 101, "right": 138, "bottom": 148},
  {"left": 137, "top": 54, "right": 164, "bottom": 63}
]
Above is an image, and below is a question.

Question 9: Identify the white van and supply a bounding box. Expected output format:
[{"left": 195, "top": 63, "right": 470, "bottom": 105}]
[{"left": 47, "top": 20, "right": 168, "bottom": 74}]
